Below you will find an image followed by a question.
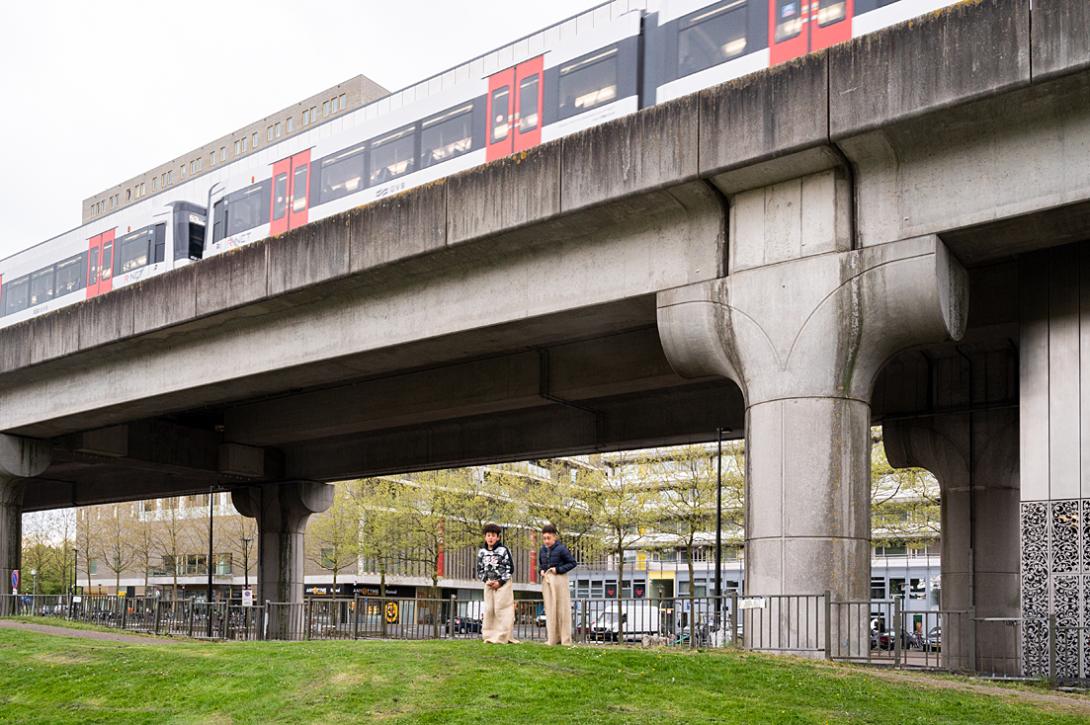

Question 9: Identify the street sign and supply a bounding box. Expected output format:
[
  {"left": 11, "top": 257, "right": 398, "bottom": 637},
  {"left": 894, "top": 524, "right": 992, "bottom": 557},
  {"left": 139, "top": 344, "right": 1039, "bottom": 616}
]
[
  {"left": 738, "top": 597, "right": 766, "bottom": 610},
  {"left": 10, "top": 569, "right": 18, "bottom": 594},
  {"left": 384, "top": 601, "right": 399, "bottom": 624},
  {"left": 241, "top": 590, "right": 254, "bottom": 608}
]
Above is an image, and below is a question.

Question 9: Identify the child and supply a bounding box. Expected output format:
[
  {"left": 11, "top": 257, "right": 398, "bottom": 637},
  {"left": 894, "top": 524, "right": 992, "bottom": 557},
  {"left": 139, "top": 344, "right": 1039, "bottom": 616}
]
[
  {"left": 538, "top": 523, "right": 577, "bottom": 645},
  {"left": 477, "top": 523, "right": 517, "bottom": 644}
]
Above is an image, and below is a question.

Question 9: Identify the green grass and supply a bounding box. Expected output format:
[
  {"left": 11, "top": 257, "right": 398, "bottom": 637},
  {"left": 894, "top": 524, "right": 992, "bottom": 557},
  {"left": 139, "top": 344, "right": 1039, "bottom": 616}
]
[{"left": 0, "top": 630, "right": 1084, "bottom": 724}]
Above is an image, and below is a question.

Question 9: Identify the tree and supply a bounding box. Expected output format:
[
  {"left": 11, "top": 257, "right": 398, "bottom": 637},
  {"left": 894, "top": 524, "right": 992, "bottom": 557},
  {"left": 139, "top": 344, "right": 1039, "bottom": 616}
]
[
  {"left": 870, "top": 430, "right": 940, "bottom": 551},
  {"left": 226, "top": 511, "right": 258, "bottom": 591},
  {"left": 355, "top": 478, "right": 407, "bottom": 598},
  {"left": 98, "top": 503, "right": 137, "bottom": 596},
  {"left": 582, "top": 452, "right": 655, "bottom": 633},
  {"left": 153, "top": 498, "right": 196, "bottom": 600},
  {"left": 128, "top": 502, "right": 158, "bottom": 594},
  {"left": 306, "top": 483, "right": 360, "bottom": 594},
  {"left": 524, "top": 462, "right": 604, "bottom": 564}
]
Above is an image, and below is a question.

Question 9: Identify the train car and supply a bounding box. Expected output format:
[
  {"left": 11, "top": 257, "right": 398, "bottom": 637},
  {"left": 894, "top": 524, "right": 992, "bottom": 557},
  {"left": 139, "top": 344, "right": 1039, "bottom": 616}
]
[
  {"left": 1, "top": 0, "right": 967, "bottom": 331},
  {"left": 204, "top": 6, "right": 644, "bottom": 257},
  {"left": 0, "top": 201, "right": 205, "bottom": 326}
]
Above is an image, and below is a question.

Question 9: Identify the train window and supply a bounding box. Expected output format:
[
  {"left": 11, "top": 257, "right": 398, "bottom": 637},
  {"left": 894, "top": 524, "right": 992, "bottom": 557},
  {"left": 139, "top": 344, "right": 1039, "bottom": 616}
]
[
  {"left": 369, "top": 126, "right": 416, "bottom": 186},
  {"left": 558, "top": 47, "right": 618, "bottom": 120},
  {"left": 292, "top": 165, "right": 308, "bottom": 212},
  {"left": 3, "top": 276, "right": 28, "bottom": 315},
  {"left": 420, "top": 103, "right": 474, "bottom": 168},
  {"left": 775, "top": 0, "right": 803, "bottom": 41},
  {"left": 273, "top": 173, "right": 289, "bottom": 221},
  {"left": 29, "top": 268, "right": 55, "bottom": 306},
  {"left": 222, "top": 181, "right": 272, "bottom": 237},
  {"left": 117, "top": 227, "right": 152, "bottom": 273},
  {"left": 212, "top": 199, "right": 226, "bottom": 243},
  {"left": 519, "top": 76, "right": 539, "bottom": 132},
  {"left": 316, "top": 143, "right": 367, "bottom": 204},
  {"left": 55, "top": 254, "right": 85, "bottom": 296},
  {"left": 816, "top": 0, "right": 846, "bottom": 26},
  {"left": 87, "top": 249, "right": 99, "bottom": 286},
  {"left": 153, "top": 224, "right": 166, "bottom": 263},
  {"left": 491, "top": 87, "right": 510, "bottom": 142},
  {"left": 101, "top": 241, "right": 113, "bottom": 280},
  {"left": 678, "top": 1, "right": 748, "bottom": 78}
]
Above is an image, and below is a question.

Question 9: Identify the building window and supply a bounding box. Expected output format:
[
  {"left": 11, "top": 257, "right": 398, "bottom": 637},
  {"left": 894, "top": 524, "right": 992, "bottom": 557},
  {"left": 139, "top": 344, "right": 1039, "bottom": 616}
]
[
  {"left": 323, "top": 100, "right": 330, "bottom": 116},
  {"left": 89, "top": 559, "right": 98, "bottom": 575},
  {"left": 870, "top": 577, "right": 886, "bottom": 599},
  {"left": 286, "top": 116, "right": 294, "bottom": 133},
  {"left": 126, "top": 189, "right": 132, "bottom": 201},
  {"left": 184, "top": 554, "right": 207, "bottom": 576},
  {"left": 274, "top": 121, "right": 281, "bottom": 138},
  {"left": 339, "top": 93, "right": 346, "bottom": 110},
  {"left": 195, "top": 158, "right": 202, "bottom": 172},
  {"left": 267, "top": 126, "right": 274, "bottom": 143},
  {"left": 215, "top": 553, "right": 233, "bottom": 576},
  {"left": 167, "top": 170, "right": 173, "bottom": 185},
  {"left": 302, "top": 109, "right": 309, "bottom": 126},
  {"left": 252, "top": 132, "right": 258, "bottom": 148},
  {"left": 234, "top": 140, "right": 241, "bottom": 155},
  {"left": 220, "top": 146, "right": 227, "bottom": 161},
  {"left": 139, "top": 182, "right": 146, "bottom": 196},
  {"left": 210, "top": 152, "right": 215, "bottom": 167}
]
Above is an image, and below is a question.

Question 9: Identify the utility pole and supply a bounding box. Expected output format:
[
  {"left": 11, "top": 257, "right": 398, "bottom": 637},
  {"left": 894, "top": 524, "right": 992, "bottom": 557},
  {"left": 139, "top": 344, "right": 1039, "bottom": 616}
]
[
  {"left": 207, "top": 486, "right": 215, "bottom": 637},
  {"left": 714, "top": 427, "right": 723, "bottom": 627}
]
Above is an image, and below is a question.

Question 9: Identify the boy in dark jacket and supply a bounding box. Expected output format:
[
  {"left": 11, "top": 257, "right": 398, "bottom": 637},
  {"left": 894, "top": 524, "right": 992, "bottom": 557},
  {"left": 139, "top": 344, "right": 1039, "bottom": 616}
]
[
  {"left": 538, "top": 523, "right": 577, "bottom": 645},
  {"left": 477, "top": 523, "right": 517, "bottom": 643}
]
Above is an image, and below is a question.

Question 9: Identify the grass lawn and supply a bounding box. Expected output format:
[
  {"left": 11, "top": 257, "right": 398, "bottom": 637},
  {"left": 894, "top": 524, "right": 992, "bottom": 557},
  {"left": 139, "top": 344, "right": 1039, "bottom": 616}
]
[{"left": 0, "top": 628, "right": 1085, "bottom": 724}]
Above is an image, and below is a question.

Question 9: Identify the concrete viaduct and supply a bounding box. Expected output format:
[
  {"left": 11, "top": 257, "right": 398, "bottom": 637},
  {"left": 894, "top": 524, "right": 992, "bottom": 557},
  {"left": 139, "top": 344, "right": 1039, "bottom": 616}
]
[{"left": 0, "top": 0, "right": 1088, "bottom": 671}]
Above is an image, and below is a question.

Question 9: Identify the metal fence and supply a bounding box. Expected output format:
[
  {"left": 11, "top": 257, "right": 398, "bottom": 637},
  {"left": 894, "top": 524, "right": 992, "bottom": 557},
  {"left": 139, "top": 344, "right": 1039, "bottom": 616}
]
[{"left": 0, "top": 592, "right": 1075, "bottom": 684}]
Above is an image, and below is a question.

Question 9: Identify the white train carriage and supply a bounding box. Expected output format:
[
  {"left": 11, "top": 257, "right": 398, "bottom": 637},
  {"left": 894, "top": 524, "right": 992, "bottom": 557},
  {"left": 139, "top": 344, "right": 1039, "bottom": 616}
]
[{"left": 1, "top": 0, "right": 966, "bottom": 331}]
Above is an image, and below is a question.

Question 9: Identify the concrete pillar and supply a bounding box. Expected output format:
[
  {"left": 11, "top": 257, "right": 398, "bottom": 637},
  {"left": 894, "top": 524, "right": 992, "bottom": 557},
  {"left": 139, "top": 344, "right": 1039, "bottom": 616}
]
[
  {"left": 658, "top": 214, "right": 967, "bottom": 653},
  {"left": 1019, "top": 243, "right": 1090, "bottom": 680},
  {"left": 0, "top": 434, "right": 51, "bottom": 600},
  {"left": 885, "top": 407, "right": 1019, "bottom": 673},
  {"left": 232, "top": 481, "right": 333, "bottom": 636}
]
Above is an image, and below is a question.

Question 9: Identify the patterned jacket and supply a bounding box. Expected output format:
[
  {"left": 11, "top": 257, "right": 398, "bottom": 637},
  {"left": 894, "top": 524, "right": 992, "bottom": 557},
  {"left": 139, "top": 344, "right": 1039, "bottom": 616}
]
[{"left": 476, "top": 542, "right": 514, "bottom": 585}]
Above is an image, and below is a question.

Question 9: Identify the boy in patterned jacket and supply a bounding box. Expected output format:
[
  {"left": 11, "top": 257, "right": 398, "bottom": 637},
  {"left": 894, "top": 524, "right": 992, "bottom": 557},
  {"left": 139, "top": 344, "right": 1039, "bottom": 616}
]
[{"left": 477, "top": 523, "right": 518, "bottom": 644}]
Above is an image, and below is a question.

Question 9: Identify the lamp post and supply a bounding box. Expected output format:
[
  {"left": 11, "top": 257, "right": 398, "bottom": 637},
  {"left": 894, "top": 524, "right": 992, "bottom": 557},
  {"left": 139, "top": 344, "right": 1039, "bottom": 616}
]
[
  {"left": 714, "top": 427, "right": 723, "bottom": 628},
  {"left": 242, "top": 537, "right": 252, "bottom": 592},
  {"left": 207, "top": 486, "right": 215, "bottom": 637}
]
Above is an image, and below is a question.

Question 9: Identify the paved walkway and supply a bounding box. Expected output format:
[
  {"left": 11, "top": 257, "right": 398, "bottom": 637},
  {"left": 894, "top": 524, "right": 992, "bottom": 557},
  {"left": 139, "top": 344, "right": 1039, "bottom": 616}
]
[{"left": 0, "top": 618, "right": 174, "bottom": 644}]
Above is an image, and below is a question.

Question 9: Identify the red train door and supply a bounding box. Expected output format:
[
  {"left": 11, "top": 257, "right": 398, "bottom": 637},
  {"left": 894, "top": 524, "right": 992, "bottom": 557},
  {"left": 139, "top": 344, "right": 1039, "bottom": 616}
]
[
  {"left": 486, "top": 55, "right": 544, "bottom": 162},
  {"left": 270, "top": 150, "right": 311, "bottom": 236},
  {"left": 769, "top": 0, "right": 852, "bottom": 65},
  {"left": 86, "top": 229, "right": 115, "bottom": 299}
]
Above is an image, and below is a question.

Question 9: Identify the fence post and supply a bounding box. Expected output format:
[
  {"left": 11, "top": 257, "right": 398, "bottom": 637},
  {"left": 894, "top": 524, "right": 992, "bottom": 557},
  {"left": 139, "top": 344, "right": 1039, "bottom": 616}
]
[
  {"left": 353, "top": 594, "right": 360, "bottom": 640},
  {"left": 893, "top": 597, "right": 903, "bottom": 668},
  {"left": 448, "top": 595, "right": 456, "bottom": 640},
  {"left": 729, "top": 591, "right": 738, "bottom": 648},
  {"left": 262, "top": 600, "right": 271, "bottom": 641},
  {"left": 154, "top": 599, "right": 162, "bottom": 635},
  {"left": 121, "top": 600, "right": 128, "bottom": 630},
  {"left": 188, "top": 603, "right": 195, "bottom": 638},
  {"left": 823, "top": 591, "right": 832, "bottom": 660},
  {"left": 1049, "top": 614, "right": 1057, "bottom": 687},
  {"left": 305, "top": 599, "right": 312, "bottom": 640}
]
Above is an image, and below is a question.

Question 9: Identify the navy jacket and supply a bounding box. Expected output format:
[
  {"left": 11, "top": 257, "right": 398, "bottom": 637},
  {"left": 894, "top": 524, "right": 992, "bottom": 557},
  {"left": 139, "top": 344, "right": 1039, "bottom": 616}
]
[{"left": 538, "top": 540, "right": 577, "bottom": 575}]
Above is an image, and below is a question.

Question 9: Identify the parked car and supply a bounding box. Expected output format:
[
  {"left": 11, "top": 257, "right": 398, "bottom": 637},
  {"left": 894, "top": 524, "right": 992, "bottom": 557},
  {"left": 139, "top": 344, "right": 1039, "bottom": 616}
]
[
  {"left": 535, "top": 613, "right": 546, "bottom": 628},
  {"left": 447, "top": 616, "right": 482, "bottom": 634},
  {"left": 924, "top": 626, "right": 942, "bottom": 652}
]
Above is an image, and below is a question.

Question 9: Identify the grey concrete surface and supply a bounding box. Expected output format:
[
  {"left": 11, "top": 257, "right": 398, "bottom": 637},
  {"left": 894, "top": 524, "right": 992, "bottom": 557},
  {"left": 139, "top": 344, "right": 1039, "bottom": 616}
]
[{"left": 0, "top": 435, "right": 50, "bottom": 597}]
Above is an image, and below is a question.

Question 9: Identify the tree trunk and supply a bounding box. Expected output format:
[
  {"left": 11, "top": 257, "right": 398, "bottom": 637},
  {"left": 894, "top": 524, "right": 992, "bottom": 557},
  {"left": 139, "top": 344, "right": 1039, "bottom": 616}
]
[
  {"left": 615, "top": 536, "right": 624, "bottom": 641},
  {"left": 687, "top": 542, "right": 696, "bottom": 642}
]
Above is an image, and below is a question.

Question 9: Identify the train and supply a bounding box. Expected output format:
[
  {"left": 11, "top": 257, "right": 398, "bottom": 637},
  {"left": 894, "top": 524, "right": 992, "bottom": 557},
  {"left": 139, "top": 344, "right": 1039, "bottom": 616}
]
[{"left": 0, "top": 0, "right": 960, "bottom": 329}]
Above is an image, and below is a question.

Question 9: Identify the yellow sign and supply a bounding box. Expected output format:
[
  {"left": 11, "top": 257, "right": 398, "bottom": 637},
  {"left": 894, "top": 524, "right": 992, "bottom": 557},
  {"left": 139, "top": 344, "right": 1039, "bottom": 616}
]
[{"left": 384, "top": 601, "right": 399, "bottom": 624}]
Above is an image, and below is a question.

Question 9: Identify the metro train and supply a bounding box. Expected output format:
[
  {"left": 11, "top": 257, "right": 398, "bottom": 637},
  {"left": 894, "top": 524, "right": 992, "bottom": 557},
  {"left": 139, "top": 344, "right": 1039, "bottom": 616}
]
[{"left": 0, "top": 0, "right": 960, "bottom": 329}]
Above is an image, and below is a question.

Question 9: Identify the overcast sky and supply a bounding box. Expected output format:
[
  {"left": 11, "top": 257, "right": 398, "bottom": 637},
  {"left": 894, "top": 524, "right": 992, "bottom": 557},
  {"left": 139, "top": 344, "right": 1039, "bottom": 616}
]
[{"left": 0, "top": 0, "right": 601, "bottom": 259}]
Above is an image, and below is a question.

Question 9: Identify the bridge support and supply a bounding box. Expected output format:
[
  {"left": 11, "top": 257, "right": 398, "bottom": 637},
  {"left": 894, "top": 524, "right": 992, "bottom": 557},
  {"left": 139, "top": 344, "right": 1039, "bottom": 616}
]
[
  {"left": 0, "top": 435, "right": 51, "bottom": 600},
  {"left": 885, "top": 407, "right": 1019, "bottom": 673},
  {"left": 658, "top": 226, "right": 967, "bottom": 655},
  {"left": 231, "top": 481, "right": 334, "bottom": 637}
]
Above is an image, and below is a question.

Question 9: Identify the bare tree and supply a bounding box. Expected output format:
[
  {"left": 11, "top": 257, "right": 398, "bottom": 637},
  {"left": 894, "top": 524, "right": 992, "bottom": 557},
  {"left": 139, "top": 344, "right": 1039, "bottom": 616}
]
[
  {"left": 98, "top": 503, "right": 138, "bottom": 596},
  {"left": 306, "top": 483, "right": 360, "bottom": 594}
]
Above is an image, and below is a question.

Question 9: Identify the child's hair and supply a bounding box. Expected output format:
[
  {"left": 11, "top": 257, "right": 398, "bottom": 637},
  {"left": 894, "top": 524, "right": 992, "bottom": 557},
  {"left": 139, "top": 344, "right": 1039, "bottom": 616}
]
[
  {"left": 542, "top": 524, "right": 558, "bottom": 535},
  {"left": 482, "top": 523, "right": 502, "bottom": 535}
]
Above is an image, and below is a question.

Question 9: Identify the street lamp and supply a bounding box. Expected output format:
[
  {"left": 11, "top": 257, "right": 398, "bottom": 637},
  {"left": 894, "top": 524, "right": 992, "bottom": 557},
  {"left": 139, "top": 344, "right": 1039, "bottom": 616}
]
[{"left": 241, "top": 537, "right": 252, "bottom": 592}]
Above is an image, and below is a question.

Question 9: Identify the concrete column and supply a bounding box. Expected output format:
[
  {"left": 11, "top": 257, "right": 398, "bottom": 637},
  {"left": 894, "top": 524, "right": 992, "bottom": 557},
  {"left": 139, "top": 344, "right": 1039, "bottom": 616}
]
[
  {"left": 232, "top": 481, "right": 333, "bottom": 637},
  {"left": 658, "top": 224, "right": 967, "bottom": 653},
  {"left": 0, "top": 435, "right": 51, "bottom": 600},
  {"left": 885, "top": 408, "right": 1019, "bottom": 673}
]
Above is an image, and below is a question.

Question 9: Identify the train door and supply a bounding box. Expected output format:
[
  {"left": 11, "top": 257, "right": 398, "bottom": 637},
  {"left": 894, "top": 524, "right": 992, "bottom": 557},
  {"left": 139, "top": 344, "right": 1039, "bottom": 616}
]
[
  {"left": 769, "top": 0, "right": 852, "bottom": 65},
  {"left": 269, "top": 150, "right": 311, "bottom": 236},
  {"left": 86, "top": 229, "right": 115, "bottom": 299},
  {"left": 486, "top": 56, "right": 544, "bottom": 162}
]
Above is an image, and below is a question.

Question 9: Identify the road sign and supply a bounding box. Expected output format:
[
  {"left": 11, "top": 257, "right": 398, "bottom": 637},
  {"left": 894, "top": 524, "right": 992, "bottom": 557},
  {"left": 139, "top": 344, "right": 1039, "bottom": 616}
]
[
  {"left": 384, "top": 601, "right": 399, "bottom": 624},
  {"left": 241, "top": 590, "right": 254, "bottom": 608},
  {"left": 10, "top": 569, "right": 18, "bottom": 594}
]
